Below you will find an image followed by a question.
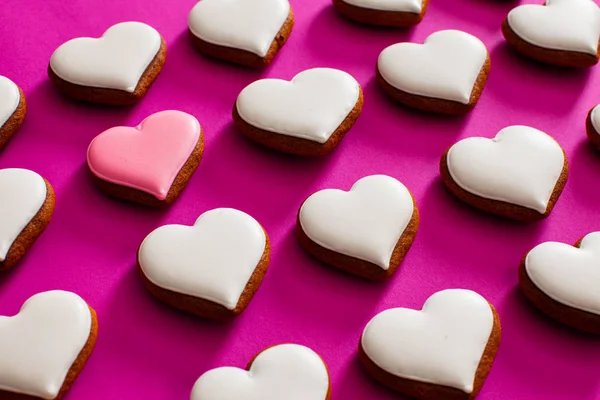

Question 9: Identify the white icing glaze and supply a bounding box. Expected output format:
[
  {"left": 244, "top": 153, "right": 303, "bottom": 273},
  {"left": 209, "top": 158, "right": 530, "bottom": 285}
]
[
  {"left": 0, "top": 291, "right": 92, "bottom": 399},
  {"left": 138, "top": 208, "right": 266, "bottom": 310},
  {"left": 342, "top": 0, "right": 422, "bottom": 12},
  {"left": 525, "top": 232, "right": 600, "bottom": 315},
  {"left": 361, "top": 289, "right": 494, "bottom": 393},
  {"left": 507, "top": 0, "right": 600, "bottom": 56},
  {"left": 0, "top": 168, "right": 47, "bottom": 262},
  {"left": 188, "top": 0, "right": 290, "bottom": 57},
  {"left": 377, "top": 30, "right": 488, "bottom": 104},
  {"left": 446, "top": 125, "right": 565, "bottom": 214},
  {"left": 299, "top": 175, "right": 414, "bottom": 269},
  {"left": 50, "top": 21, "right": 161, "bottom": 92},
  {"left": 591, "top": 104, "right": 600, "bottom": 134},
  {"left": 190, "top": 344, "right": 329, "bottom": 400},
  {"left": 236, "top": 68, "right": 360, "bottom": 144},
  {"left": 0, "top": 76, "right": 20, "bottom": 128}
]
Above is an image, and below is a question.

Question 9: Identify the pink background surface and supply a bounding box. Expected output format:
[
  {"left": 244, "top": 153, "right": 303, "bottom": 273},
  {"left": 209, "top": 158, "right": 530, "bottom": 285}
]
[{"left": 2, "top": 0, "right": 600, "bottom": 399}]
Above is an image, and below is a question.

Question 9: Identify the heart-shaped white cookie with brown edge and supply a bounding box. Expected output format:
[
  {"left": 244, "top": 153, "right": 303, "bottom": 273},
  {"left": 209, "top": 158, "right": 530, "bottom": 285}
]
[
  {"left": 441, "top": 125, "right": 568, "bottom": 221},
  {"left": 585, "top": 105, "right": 600, "bottom": 150},
  {"left": 297, "top": 175, "right": 418, "bottom": 280},
  {"left": 503, "top": 0, "right": 600, "bottom": 67},
  {"left": 0, "top": 76, "right": 26, "bottom": 150},
  {"left": 138, "top": 208, "right": 269, "bottom": 320},
  {"left": 191, "top": 344, "right": 330, "bottom": 400},
  {"left": 360, "top": 289, "right": 501, "bottom": 400},
  {"left": 234, "top": 68, "right": 363, "bottom": 156},
  {"left": 49, "top": 21, "right": 166, "bottom": 105},
  {"left": 521, "top": 232, "right": 600, "bottom": 334},
  {"left": 188, "top": 0, "right": 294, "bottom": 67},
  {"left": 0, "top": 290, "right": 98, "bottom": 400},
  {"left": 377, "top": 30, "right": 489, "bottom": 114},
  {"left": 0, "top": 168, "right": 55, "bottom": 271}
]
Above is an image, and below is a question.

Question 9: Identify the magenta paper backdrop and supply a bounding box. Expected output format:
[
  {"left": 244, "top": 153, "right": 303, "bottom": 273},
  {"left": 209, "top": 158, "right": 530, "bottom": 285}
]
[{"left": 2, "top": 0, "right": 600, "bottom": 399}]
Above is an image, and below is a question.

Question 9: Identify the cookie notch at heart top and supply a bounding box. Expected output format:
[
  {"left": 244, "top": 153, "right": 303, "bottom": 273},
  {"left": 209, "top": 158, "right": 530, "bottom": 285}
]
[
  {"left": 234, "top": 68, "right": 363, "bottom": 156},
  {"left": 188, "top": 0, "right": 294, "bottom": 67},
  {"left": 520, "top": 232, "right": 600, "bottom": 334},
  {"left": 191, "top": 344, "right": 331, "bottom": 400},
  {"left": 440, "top": 126, "right": 568, "bottom": 221},
  {"left": 49, "top": 21, "right": 166, "bottom": 105},
  {"left": 137, "top": 208, "right": 270, "bottom": 320},
  {"left": 502, "top": 0, "right": 600, "bottom": 68},
  {"left": 359, "top": 289, "right": 501, "bottom": 400},
  {"left": 297, "top": 175, "right": 419, "bottom": 280},
  {"left": 377, "top": 30, "right": 490, "bottom": 114},
  {"left": 0, "top": 168, "right": 55, "bottom": 272},
  {"left": 0, "top": 291, "right": 98, "bottom": 400},
  {"left": 331, "top": 0, "right": 429, "bottom": 27},
  {"left": 86, "top": 110, "right": 203, "bottom": 207},
  {"left": 0, "top": 76, "right": 27, "bottom": 151}
]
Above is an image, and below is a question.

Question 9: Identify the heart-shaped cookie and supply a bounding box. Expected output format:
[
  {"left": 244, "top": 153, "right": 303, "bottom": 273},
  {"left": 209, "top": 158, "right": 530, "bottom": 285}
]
[
  {"left": 49, "top": 21, "right": 166, "bottom": 105},
  {"left": 586, "top": 104, "right": 600, "bottom": 150},
  {"left": 0, "top": 168, "right": 55, "bottom": 271},
  {"left": 360, "top": 289, "right": 501, "bottom": 400},
  {"left": 521, "top": 232, "right": 600, "bottom": 334},
  {"left": 503, "top": 0, "right": 600, "bottom": 67},
  {"left": 138, "top": 208, "right": 269, "bottom": 319},
  {"left": 297, "top": 175, "right": 418, "bottom": 280},
  {"left": 0, "top": 76, "right": 26, "bottom": 151},
  {"left": 0, "top": 290, "right": 98, "bottom": 400},
  {"left": 441, "top": 125, "right": 568, "bottom": 221},
  {"left": 87, "top": 110, "right": 203, "bottom": 206},
  {"left": 188, "top": 0, "right": 294, "bottom": 67},
  {"left": 191, "top": 344, "right": 330, "bottom": 400},
  {"left": 377, "top": 30, "right": 489, "bottom": 114},
  {"left": 234, "top": 68, "right": 363, "bottom": 156},
  {"left": 332, "top": 0, "right": 428, "bottom": 27}
]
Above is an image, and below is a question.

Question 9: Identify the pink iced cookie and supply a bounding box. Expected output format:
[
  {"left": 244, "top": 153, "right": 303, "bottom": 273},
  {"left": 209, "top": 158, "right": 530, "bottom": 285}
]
[{"left": 87, "top": 110, "right": 204, "bottom": 206}]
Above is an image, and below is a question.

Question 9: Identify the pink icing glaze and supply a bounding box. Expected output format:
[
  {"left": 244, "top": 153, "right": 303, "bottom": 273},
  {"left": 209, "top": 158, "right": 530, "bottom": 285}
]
[{"left": 87, "top": 110, "right": 201, "bottom": 200}]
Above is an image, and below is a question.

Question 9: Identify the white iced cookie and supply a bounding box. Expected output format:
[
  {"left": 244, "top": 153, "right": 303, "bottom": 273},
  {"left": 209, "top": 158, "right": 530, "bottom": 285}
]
[
  {"left": 49, "top": 21, "right": 165, "bottom": 105},
  {"left": 0, "top": 76, "right": 21, "bottom": 129},
  {"left": 503, "top": 0, "right": 600, "bottom": 67},
  {"left": 0, "top": 76, "right": 25, "bottom": 150},
  {"left": 360, "top": 289, "right": 500, "bottom": 399},
  {"left": 522, "top": 232, "right": 600, "bottom": 334},
  {"left": 234, "top": 68, "right": 363, "bottom": 156},
  {"left": 442, "top": 126, "right": 567, "bottom": 221},
  {"left": 191, "top": 344, "right": 330, "bottom": 400},
  {"left": 297, "top": 175, "right": 418, "bottom": 280},
  {"left": 188, "top": 0, "right": 293, "bottom": 67},
  {"left": 0, "top": 290, "right": 97, "bottom": 400},
  {"left": 332, "top": 0, "right": 428, "bottom": 27},
  {"left": 377, "top": 30, "right": 489, "bottom": 114},
  {"left": 586, "top": 104, "right": 600, "bottom": 149},
  {"left": 0, "top": 168, "right": 54, "bottom": 271},
  {"left": 138, "top": 208, "right": 269, "bottom": 319}
]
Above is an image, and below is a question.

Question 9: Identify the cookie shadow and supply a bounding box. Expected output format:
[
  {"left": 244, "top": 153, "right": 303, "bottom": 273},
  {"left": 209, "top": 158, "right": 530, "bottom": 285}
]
[
  {"left": 333, "top": 355, "right": 402, "bottom": 400},
  {"left": 355, "top": 78, "right": 470, "bottom": 158},
  {"left": 304, "top": 5, "right": 415, "bottom": 66},
  {"left": 567, "top": 140, "right": 600, "bottom": 210},
  {"left": 155, "top": 31, "right": 269, "bottom": 112},
  {"left": 259, "top": 228, "right": 392, "bottom": 336},
  {"left": 493, "top": 287, "right": 600, "bottom": 399},
  {"left": 94, "top": 265, "right": 238, "bottom": 398},
  {"left": 486, "top": 42, "right": 591, "bottom": 115},
  {"left": 192, "top": 122, "right": 338, "bottom": 229},
  {"left": 52, "top": 163, "right": 170, "bottom": 250},
  {"left": 417, "top": 179, "right": 544, "bottom": 285}
]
